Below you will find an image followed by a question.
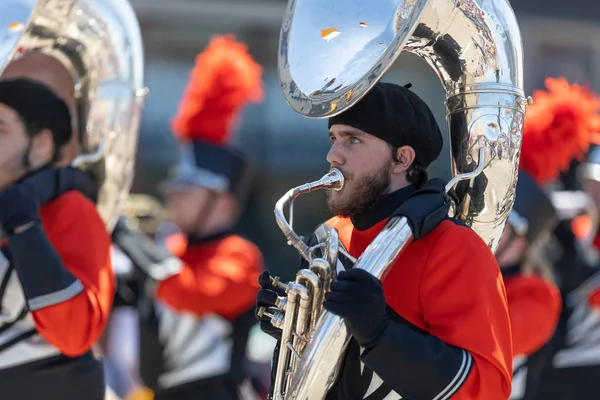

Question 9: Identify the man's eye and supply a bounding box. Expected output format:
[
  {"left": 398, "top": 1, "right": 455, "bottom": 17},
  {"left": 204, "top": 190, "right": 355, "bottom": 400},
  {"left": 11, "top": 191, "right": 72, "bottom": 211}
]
[{"left": 350, "top": 137, "right": 361, "bottom": 144}]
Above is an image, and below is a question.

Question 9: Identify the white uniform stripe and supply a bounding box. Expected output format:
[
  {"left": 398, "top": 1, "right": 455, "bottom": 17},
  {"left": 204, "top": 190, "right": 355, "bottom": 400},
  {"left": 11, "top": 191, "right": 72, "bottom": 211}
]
[
  {"left": 156, "top": 302, "right": 234, "bottom": 387},
  {"left": 0, "top": 251, "right": 62, "bottom": 369},
  {"left": 433, "top": 349, "right": 473, "bottom": 400},
  {"left": 27, "top": 280, "right": 84, "bottom": 311}
]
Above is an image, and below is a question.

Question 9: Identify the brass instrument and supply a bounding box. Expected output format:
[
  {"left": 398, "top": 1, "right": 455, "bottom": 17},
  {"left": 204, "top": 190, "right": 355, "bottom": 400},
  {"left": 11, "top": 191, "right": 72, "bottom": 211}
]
[
  {"left": 261, "top": 0, "right": 529, "bottom": 398},
  {"left": 0, "top": 0, "right": 147, "bottom": 232}
]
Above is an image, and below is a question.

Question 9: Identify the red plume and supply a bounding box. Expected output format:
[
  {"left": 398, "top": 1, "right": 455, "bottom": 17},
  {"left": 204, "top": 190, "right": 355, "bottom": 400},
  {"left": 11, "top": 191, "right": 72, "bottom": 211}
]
[
  {"left": 170, "top": 34, "right": 264, "bottom": 145},
  {"left": 520, "top": 77, "right": 600, "bottom": 185}
]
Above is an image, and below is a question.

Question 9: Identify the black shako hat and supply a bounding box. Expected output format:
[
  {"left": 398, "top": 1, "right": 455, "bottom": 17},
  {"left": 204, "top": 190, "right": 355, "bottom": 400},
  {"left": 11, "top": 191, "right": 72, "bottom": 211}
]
[{"left": 166, "top": 35, "right": 264, "bottom": 200}]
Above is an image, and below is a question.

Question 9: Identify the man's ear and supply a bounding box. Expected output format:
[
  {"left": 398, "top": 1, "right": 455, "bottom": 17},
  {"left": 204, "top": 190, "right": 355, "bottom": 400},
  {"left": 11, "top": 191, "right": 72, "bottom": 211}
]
[
  {"left": 28, "top": 129, "right": 55, "bottom": 168},
  {"left": 392, "top": 145, "right": 416, "bottom": 174}
]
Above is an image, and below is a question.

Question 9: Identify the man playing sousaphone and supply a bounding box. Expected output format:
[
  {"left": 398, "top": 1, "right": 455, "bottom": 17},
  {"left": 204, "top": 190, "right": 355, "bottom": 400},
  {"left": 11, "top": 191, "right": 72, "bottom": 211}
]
[
  {"left": 0, "top": 78, "right": 113, "bottom": 399},
  {"left": 257, "top": 82, "right": 513, "bottom": 399},
  {"left": 0, "top": 0, "right": 146, "bottom": 398}
]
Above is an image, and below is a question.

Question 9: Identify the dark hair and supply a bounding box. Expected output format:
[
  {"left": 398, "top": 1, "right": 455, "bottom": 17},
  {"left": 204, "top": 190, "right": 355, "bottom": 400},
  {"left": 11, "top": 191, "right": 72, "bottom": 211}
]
[
  {"left": 389, "top": 144, "right": 428, "bottom": 187},
  {"left": 22, "top": 119, "right": 70, "bottom": 162}
]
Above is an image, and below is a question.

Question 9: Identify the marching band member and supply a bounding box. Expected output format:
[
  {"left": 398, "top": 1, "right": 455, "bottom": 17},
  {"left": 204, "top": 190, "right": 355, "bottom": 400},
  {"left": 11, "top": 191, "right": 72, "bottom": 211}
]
[
  {"left": 258, "top": 82, "right": 513, "bottom": 399},
  {"left": 498, "top": 172, "right": 562, "bottom": 400},
  {"left": 535, "top": 219, "right": 600, "bottom": 400},
  {"left": 531, "top": 80, "right": 600, "bottom": 400},
  {"left": 499, "top": 77, "right": 600, "bottom": 399},
  {"left": 579, "top": 146, "right": 600, "bottom": 311},
  {"left": 99, "top": 196, "right": 164, "bottom": 399},
  {"left": 99, "top": 196, "right": 164, "bottom": 400},
  {"left": 0, "top": 78, "right": 113, "bottom": 399},
  {"left": 111, "top": 35, "right": 265, "bottom": 400},
  {"left": 579, "top": 146, "right": 600, "bottom": 252}
]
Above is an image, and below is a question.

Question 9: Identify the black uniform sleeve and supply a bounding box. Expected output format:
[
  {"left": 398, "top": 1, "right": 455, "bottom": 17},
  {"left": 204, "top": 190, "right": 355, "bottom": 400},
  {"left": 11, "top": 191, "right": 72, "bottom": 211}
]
[
  {"left": 360, "top": 318, "right": 471, "bottom": 399},
  {"left": 7, "top": 223, "right": 82, "bottom": 310}
]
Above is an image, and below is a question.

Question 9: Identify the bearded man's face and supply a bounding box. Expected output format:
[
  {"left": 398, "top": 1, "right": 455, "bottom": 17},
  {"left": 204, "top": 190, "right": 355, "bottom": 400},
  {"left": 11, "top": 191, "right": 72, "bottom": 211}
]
[{"left": 326, "top": 124, "right": 394, "bottom": 217}]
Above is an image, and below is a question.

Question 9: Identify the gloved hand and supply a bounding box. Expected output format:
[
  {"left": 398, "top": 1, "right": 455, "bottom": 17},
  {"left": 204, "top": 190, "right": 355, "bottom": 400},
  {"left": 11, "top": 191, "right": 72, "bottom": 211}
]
[
  {"left": 392, "top": 178, "right": 451, "bottom": 240},
  {"left": 323, "top": 268, "right": 389, "bottom": 348},
  {"left": 256, "top": 271, "right": 286, "bottom": 341},
  {"left": 23, "top": 166, "right": 98, "bottom": 204},
  {"left": 0, "top": 166, "right": 98, "bottom": 234},
  {"left": 0, "top": 178, "right": 40, "bottom": 233}
]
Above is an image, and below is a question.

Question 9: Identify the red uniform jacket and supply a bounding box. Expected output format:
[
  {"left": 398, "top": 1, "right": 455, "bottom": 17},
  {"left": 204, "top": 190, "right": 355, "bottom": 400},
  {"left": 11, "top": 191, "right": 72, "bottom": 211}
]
[
  {"left": 504, "top": 274, "right": 561, "bottom": 357},
  {"left": 157, "top": 234, "right": 262, "bottom": 320},
  {"left": 32, "top": 190, "right": 114, "bottom": 355},
  {"left": 0, "top": 190, "right": 113, "bottom": 399},
  {"left": 325, "top": 216, "right": 513, "bottom": 400},
  {"left": 133, "top": 234, "right": 262, "bottom": 395}
]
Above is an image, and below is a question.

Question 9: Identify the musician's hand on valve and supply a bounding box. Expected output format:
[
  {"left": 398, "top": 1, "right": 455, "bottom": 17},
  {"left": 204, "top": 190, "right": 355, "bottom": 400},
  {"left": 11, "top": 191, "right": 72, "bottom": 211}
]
[
  {"left": 323, "top": 268, "right": 389, "bottom": 349},
  {"left": 256, "top": 271, "right": 287, "bottom": 341}
]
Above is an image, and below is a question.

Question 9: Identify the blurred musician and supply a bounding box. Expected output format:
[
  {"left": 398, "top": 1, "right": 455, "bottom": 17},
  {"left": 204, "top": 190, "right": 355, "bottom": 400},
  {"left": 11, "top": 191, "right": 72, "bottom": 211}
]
[
  {"left": 0, "top": 78, "right": 112, "bottom": 400},
  {"left": 110, "top": 35, "right": 265, "bottom": 400}
]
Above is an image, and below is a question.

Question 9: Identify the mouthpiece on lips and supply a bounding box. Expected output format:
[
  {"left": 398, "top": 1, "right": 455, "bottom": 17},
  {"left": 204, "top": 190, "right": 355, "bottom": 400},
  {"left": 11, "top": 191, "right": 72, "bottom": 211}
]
[{"left": 326, "top": 168, "right": 345, "bottom": 191}]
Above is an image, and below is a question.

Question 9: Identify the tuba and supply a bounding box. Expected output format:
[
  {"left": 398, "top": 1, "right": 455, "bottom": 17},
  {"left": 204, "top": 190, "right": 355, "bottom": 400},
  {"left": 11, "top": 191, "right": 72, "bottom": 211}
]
[
  {"left": 262, "top": 0, "right": 528, "bottom": 398},
  {"left": 0, "top": 0, "right": 147, "bottom": 232}
]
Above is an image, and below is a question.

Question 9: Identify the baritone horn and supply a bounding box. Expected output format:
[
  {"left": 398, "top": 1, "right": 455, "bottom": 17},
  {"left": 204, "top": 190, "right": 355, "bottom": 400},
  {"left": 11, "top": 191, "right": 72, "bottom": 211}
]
[{"left": 261, "top": 0, "right": 529, "bottom": 398}]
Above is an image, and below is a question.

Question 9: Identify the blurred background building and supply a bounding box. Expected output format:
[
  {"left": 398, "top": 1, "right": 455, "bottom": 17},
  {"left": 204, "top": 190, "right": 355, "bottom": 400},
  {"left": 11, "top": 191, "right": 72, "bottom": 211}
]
[{"left": 128, "top": 0, "right": 600, "bottom": 280}]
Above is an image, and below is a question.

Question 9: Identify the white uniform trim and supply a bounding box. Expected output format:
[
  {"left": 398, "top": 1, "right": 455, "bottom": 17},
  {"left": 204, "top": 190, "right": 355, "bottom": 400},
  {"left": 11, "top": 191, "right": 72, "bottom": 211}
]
[
  {"left": 156, "top": 301, "right": 234, "bottom": 389},
  {"left": 28, "top": 280, "right": 84, "bottom": 311},
  {"left": 433, "top": 349, "right": 473, "bottom": 400},
  {"left": 0, "top": 251, "right": 62, "bottom": 369}
]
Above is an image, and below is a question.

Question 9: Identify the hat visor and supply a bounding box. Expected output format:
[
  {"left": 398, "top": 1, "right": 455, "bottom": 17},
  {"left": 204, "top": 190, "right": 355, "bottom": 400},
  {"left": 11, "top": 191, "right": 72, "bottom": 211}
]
[{"left": 161, "top": 168, "right": 230, "bottom": 194}]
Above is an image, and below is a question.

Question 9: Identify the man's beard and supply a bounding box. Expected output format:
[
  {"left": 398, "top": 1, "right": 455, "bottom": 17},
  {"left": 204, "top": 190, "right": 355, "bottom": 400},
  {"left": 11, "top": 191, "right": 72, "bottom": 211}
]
[{"left": 326, "top": 164, "right": 391, "bottom": 217}]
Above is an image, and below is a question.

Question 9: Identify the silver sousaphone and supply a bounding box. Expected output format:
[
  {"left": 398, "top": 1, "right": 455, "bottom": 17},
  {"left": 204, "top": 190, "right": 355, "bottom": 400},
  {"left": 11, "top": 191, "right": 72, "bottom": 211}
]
[{"left": 0, "top": 0, "right": 147, "bottom": 232}]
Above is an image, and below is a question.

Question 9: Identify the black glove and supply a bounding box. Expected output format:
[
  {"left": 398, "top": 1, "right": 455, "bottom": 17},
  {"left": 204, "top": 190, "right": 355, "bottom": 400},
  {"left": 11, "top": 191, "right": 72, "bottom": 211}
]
[
  {"left": 0, "top": 166, "right": 98, "bottom": 234},
  {"left": 24, "top": 166, "right": 98, "bottom": 204},
  {"left": 323, "top": 268, "right": 389, "bottom": 348},
  {"left": 256, "top": 271, "right": 285, "bottom": 341},
  {"left": 393, "top": 178, "right": 451, "bottom": 240},
  {"left": 0, "top": 180, "right": 40, "bottom": 233}
]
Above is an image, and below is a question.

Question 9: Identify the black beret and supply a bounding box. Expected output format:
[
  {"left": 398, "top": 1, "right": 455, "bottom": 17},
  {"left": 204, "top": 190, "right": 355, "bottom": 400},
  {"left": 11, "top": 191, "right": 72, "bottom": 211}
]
[
  {"left": 0, "top": 78, "right": 72, "bottom": 147},
  {"left": 328, "top": 82, "right": 443, "bottom": 168}
]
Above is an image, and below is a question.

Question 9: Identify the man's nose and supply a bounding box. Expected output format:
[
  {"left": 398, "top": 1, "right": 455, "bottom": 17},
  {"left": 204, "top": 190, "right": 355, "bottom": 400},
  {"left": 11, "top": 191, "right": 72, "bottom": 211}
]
[{"left": 326, "top": 143, "right": 344, "bottom": 167}]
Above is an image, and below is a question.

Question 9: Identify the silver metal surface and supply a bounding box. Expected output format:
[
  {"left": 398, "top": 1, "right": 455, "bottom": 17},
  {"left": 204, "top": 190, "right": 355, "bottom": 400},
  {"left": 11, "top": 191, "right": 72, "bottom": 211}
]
[
  {"left": 274, "top": 168, "right": 344, "bottom": 261},
  {"left": 286, "top": 216, "right": 414, "bottom": 400},
  {"left": 270, "top": 169, "right": 345, "bottom": 399},
  {"left": 0, "top": 0, "right": 146, "bottom": 232},
  {"left": 279, "top": 0, "right": 526, "bottom": 251}
]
